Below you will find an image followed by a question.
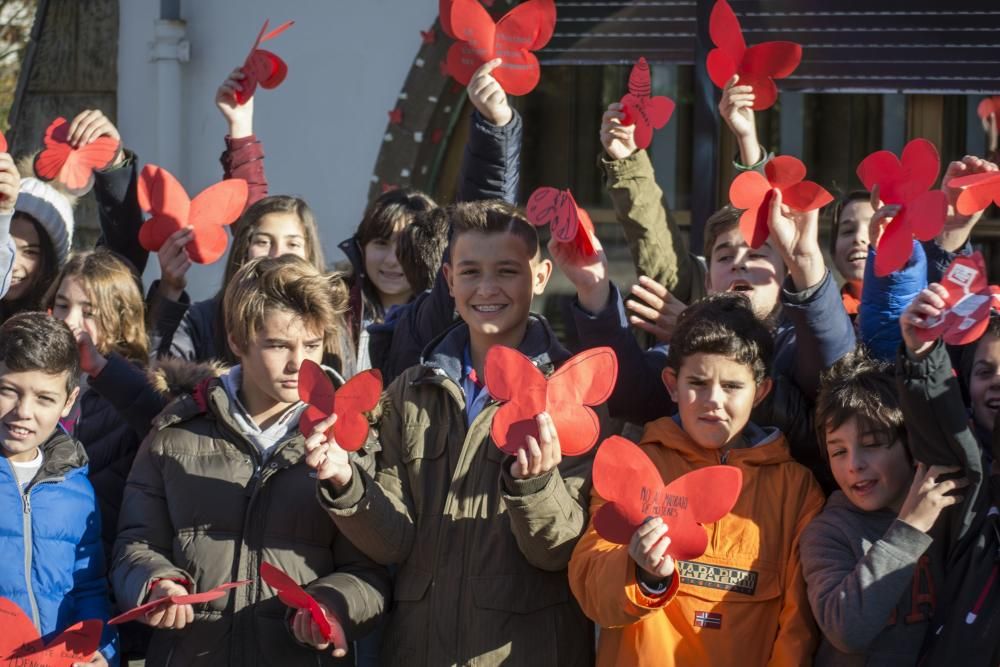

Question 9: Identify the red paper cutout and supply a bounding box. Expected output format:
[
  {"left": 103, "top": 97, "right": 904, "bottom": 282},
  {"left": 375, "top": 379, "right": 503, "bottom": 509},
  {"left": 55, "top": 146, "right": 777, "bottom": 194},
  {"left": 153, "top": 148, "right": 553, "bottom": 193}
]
[
  {"left": 388, "top": 108, "right": 404, "bottom": 126},
  {"left": 729, "top": 155, "right": 833, "bottom": 248},
  {"left": 236, "top": 19, "right": 294, "bottom": 105},
  {"left": 619, "top": 58, "right": 675, "bottom": 150},
  {"left": 421, "top": 27, "right": 437, "bottom": 45},
  {"left": 0, "top": 597, "right": 102, "bottom": 667},
  {"left": 259, "top": 562, "right": 347, "bottom": 652},
  {"left": 525, "top": 187, "right": 599, "bottom": 259},
  {"left": 977, "top": 97, "right": 1000, "bottom": 121},
  {"left": 591, "top": 436, "right": 743, "bottom": 560},
  {"left": 856, "top": 138, "right": 948, "bottom": 276},
  {"left": 483, "top": 345, "right": 617, "bottom": 456},
  {"left": 34, "top": 117, "right": 120, "bottom": 195},
  {"left": 917, "top": 252, "right": 1000, "bottom": 346},
  {"left": 0, "top": 131, "right": 7, "bottom": 153},
  {"left": 298, "top": 359, "right": 382, "bottom": 452},
  {"left": 706, "top": 0, "right": 802, "bottom": 111},
  {"left": 948, "top": 171, "right": 1000, "bottom": 216},
  {"left": 137, "top": 164, "right": 249, "bottom": 265},
  {"left": 440, "top": 0, "right": 556, "bottom": 96},
  {"left": 108, "top": 580, "right": 250, "bottom": 626}
]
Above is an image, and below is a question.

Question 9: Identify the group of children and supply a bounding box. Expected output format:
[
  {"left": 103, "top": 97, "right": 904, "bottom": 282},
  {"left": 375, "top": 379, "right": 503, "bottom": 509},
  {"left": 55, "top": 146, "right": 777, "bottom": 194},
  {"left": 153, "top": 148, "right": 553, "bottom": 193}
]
[{"left": 0, "top": 56, "right": 998, "bottom": 667}]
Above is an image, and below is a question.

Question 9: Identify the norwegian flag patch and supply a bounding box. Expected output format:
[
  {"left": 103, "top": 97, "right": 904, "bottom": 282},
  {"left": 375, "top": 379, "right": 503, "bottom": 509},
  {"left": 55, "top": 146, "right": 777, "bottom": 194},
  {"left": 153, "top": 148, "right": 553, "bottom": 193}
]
[{"left": 694, "top": 611, "right": 723, "bottom": 629}]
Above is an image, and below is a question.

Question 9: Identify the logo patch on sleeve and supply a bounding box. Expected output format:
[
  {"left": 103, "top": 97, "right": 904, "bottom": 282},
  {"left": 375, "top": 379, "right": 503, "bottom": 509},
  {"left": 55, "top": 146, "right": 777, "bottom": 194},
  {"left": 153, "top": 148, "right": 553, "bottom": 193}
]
[
  {"left": 677, "top": 561, "right": 759, "bottom": 595},
  {"left": 694, "top": 611, "right": 723, "bottom": 629}
]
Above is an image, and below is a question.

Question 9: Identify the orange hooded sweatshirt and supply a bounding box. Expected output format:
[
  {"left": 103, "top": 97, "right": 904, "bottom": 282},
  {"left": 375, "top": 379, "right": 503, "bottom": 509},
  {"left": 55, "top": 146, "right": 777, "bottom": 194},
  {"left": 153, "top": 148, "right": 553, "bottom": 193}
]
[{"left": 569, "top": 416, "right": 825, "bottom": 667}]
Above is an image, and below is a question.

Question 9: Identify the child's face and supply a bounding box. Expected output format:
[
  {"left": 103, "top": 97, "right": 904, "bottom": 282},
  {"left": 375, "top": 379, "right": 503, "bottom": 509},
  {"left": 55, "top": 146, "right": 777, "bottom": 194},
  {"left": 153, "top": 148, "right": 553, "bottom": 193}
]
[
  {"left": 663, "top": 352, "right": 771, "bottom": 452},
  {"left": 833, "top": 201, "right": 873, "bottom": 283},
  {"left": 969, "top": 332, "right": 1000, "bottom": 432},
  {"left": 364, "top": 221, "right": 411, "bottom": 304},
  {"left": 707, "top": 227, "right": 785, "bottom": 321},
  {"left": 6, "top": 216, "right": 43, "bottom": 303},
  {"left": 51, "top": 276, "right": 101, "bottom": 349},
  {"left": 0, "top": 363, "right": 78, "bottom": 462},
  {"left": 825, "top": 416, "right": 912, "bottom": 513},
  {"left": 230, "top": 309, "right": 325, "bottom": 410},
  {"left": 247, "top": 213, "right": 308, "bottom": 261},
  {"left": 444, "top": 230, "right": 551, "bottom": 349}
]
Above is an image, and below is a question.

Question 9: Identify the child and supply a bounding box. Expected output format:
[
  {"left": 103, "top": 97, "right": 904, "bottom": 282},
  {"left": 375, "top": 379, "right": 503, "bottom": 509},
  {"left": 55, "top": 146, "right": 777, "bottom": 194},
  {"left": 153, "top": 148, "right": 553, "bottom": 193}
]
[
  {"left": 801, "top": 349, "right": 965, "bottom": 665},
  {"left": 568, "top": 293, "right": 824, "bottom": 666},
  {"left": 959, "top": 313, "right": 1000, "bottom": 449},
  {"left": 308, "top": 201, "right": 596, "bottom": 666},
  {"left": 829, "top": 190, "right": 872, "bottom": 317},
  {"left": 0, "top": 312, "right": 116, "bottom": 666},
  {"left": 111, "top": 255, "right": 389, "bottom": 666}
]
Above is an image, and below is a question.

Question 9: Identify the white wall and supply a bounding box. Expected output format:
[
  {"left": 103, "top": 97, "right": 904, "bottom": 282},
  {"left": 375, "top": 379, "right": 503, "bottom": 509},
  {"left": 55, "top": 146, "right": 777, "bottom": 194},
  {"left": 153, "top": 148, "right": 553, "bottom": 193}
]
[{"left": 118, "top": 0, "right": 439, "bottom": 299}]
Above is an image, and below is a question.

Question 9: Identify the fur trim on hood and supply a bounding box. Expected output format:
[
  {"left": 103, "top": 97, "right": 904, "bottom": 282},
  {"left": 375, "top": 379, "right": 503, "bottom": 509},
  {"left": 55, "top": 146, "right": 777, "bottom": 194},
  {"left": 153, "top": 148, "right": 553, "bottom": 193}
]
[{"left": 147, "top": 357, "right": 228, "bottom": 399}]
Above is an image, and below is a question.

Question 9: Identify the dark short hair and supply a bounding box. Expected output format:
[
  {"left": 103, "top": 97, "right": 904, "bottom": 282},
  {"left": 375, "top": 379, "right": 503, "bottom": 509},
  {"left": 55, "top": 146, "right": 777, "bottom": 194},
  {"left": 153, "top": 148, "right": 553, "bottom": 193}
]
[
  {"left": 356, "top": 188, "right": 437, "bottom": 248},
  {"left": 815, "top": 348, "right": 907, "bottom": 461},
  {"left": 0, "top": 311, "right": 79, "bottom": 394},
  {"left": 448, "top": 199, "right": 540, "bottom": 260},
  {"left": 666, "top": 293, "right": 773, "bottom": 383},
  {"left": 397, "top": 207, "right": 449, "bottom": 293},
  {"left": 828, "top": 190, "right": 871, "bottom": 256},
  {"left": 703, "top": 205, "right": 742, "bottom": 264}
]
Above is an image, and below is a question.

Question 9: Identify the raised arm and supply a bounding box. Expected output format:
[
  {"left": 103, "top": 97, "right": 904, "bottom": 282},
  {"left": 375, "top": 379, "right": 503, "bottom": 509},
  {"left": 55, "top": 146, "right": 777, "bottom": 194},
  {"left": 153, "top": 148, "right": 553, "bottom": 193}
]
[
  {"left": 0, "top": 152, "right": 20, "bottom": 299},
  {"left": 217, "top": 68, "right": 268, "bottom": 209}
]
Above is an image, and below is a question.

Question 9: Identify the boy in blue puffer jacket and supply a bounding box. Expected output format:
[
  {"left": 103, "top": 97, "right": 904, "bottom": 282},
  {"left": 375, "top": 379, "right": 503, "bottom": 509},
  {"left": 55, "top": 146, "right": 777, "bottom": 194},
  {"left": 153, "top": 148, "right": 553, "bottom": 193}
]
[{"left": 0, "top": 312, "right": 116, "bottom": 665}]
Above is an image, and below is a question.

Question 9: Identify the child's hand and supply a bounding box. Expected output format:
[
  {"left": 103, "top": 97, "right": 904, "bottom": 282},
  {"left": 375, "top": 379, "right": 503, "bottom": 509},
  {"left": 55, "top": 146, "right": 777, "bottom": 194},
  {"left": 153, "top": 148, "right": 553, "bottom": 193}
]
[
  {"left": 72, "top": 653, "right": 108, "bottom": 667},
  {"left": 718, "top": 75, "right": 761, "bottom": 165},
  {"left": 156, "top": 228, "right": 194, "bottom": 302},
  {"left": 216, "top": 68, "right": 254, "bottom": 139},
  {"left": 600, "top": 103, "right": 637, "bottom": 161},
  {"left": 938, "top": 155, "right": 998, "bottom": 252},
  {"left": 547, "top": 236, "right": 610, "bottom": 314},
  {"left": 303, "top": 413, "right": 354, "bottom": 489},
  {"left": 627, "top": 276, "right": 687, "bottom": 344},
  {"left": 143, "top": 579, "right": 194, "bottom": 630},
  {"left": 0, "top": 152, "right": 21, "bottom": 215},
  {"left": 511, "top": 412, "right": 562, "bottom": 480},
  {"left": 898, "top": 462, "right": 967, "bottom": 533},
  {"left": 67, "top": 109, "right": 125, "bottom": 169},
  {"left": 291, "top": 604, "right": 348, "bottom": 657},
  {"left": 766, "top": 188, "right": 825, "bottom": 291},
  {"left": 72, "top": 327, "right": 108, "bottom": 378},
  {"left": 468, "top": 59, "right": 513, "bottom": 127},
  {"left": 866, "top": 184, "right": 900, "bottom": 250},
  {"left": 628, "top": 516, "right": 675, "bottom": 583},
  {"left": 899, "top": 283, "right": 950, "bottom": 359}
]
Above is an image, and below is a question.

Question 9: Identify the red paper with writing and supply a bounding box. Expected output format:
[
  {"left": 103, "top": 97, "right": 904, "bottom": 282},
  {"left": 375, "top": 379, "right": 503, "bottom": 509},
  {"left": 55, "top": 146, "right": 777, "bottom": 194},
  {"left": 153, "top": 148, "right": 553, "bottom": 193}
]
[
  {"left": 619, "top": 58, "right": 675, "bottom": 150},
  {"left": 525, "top": 186, "right": 598, "bottom": 259},
  {"left": 237, "top": 19, "right": 294, "bottom": 104},
  {"left": 916, "top": 252, "right": 1000, "bottom": 346},
  {"left": 34, "top": 117, "right": 120, "bottom": 195},
  {"left": 0, "top": 597, "right": 102, "bottom": 667},
  {"left": 298, "top": 359, "right": 382, "bottom": 452}
]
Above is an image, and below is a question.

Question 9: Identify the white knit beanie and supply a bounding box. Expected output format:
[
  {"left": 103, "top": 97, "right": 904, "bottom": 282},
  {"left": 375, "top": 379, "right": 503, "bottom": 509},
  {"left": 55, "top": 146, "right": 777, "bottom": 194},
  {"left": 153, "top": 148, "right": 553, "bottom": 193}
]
[{"left": 16, "top": 177, "right": 74, "bottom": 266}]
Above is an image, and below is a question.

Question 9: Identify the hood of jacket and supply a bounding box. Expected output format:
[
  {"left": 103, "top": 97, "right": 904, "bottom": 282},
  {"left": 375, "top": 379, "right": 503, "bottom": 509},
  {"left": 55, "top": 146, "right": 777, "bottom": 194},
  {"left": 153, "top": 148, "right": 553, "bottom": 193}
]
[{"left": 640, "top": 413, "right": 792, "bottom": 468}]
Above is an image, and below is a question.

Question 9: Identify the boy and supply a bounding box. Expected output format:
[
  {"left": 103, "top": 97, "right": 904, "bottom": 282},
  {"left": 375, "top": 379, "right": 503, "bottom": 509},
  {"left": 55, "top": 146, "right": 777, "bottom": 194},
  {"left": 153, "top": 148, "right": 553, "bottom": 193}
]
[
  {"left": 111, "top": 256, "right": 389, "bottom": 666},
  {"left": 568, "top": 293, "right": 825, "bottom": 666},
  {"left": 0, "top": 312, "right": 116, "bottom": 666},
  {"left": 308, "top": 201, "right": 596, "bottom": 665},
  {"left": 801, "top": 349, "right": 965, "bottom": 665}
]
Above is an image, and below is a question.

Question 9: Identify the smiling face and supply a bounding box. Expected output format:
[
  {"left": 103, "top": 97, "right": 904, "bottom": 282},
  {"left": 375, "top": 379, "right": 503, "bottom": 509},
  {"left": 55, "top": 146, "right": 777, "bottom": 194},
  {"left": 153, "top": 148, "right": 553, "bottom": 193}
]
[
  {"left": 969, "top": 331, "right": 1000, "bottom": 433},
  {"left": 363, "top": 221, "right": 412, "bottom": 308},
  {"left": 6, "top": 215, "right": 45, "bottom": 303},
  {"left": 0, "top": 364, "right": 78, "bottom": 462},
  {"left": 707, "top": 226, "right": 785, "bottom": 321},
  {"left": 247, "top": 212, "right": 308, "bottom": 261},
  {"left": 825, "top": 415, "right": 913, "bottom": 513},
  {"left": 833, "top": 200, "right": 874, "bottom": 283}
]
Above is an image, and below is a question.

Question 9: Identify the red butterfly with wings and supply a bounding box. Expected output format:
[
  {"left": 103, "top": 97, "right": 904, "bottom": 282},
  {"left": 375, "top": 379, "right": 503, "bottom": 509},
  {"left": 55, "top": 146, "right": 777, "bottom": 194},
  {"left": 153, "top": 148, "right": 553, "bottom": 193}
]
[
  {"left": 260, "top": 563, "right": 347, "bottom": 652},
  {"left": 0, "top": 597, "right": 102, "bottom": 667},
  {"left": 34, "top": 117, "right": 120, "bottom": 195},
  {"left": 298, "top": 359, "right": 382, "bottom": 451},
  {"left": 948, "top": 171, "right": 1000, "bottom": 216},
  {"left": 619, "top": 58, "right": 675, "bottom": 150},
  {"left": 525, "top": 187, "right": 598, "bottom": 260},
  {"left": 236, "top": 19, "right": 294, "bottom": 105}
]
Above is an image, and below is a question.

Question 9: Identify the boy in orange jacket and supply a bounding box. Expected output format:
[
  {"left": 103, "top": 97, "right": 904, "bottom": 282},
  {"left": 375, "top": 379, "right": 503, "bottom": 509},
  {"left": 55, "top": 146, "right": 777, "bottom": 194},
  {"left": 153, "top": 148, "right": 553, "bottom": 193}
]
[{"left": 568, "top": 292, "right": 824, "bottom": 666}]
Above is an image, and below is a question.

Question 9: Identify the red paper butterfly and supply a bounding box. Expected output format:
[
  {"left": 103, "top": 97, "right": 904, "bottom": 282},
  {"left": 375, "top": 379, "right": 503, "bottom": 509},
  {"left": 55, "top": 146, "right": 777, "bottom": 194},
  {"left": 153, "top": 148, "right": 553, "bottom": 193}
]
[
  {"left": 137, "top": 164, "right": 249, "bottom": 265},
  {"left": 298, "top": 359, "right": 382, "bottom": 452},
  {"left": 483, "top": 345, "right": 617, "bottom": 456},
  {"left": 591, "top": 436, "right": 743, "bottom": 561},
  {"left": 108, "top": 580, "right": 250, "bottom": 626},
  {"left": 706, "top": 0, "right": 802, "bottom": 111},
  {"left": 34, "top": 117, "right": 120, "bottom": 195},
  {"left": 236, "top": 19, "right": 294, "bottom": 105},
  {"left": 977, "top": 96, "right": 1000, "bottom": 121},
  {"left": 0, "top": 597, "right": 102, "bottom": 667},
  {"left": 260, "top": 562, "right": 347, "bottom": 650},
  {"left": 856, "top": 138, "right": 947, "bottom": 277},
  {"left": 917, "top": 252, "right": 1000, "bottom": 346},
  {"left": 0, "top": 130, "right": 7, "bottom": 153},
  {"left": 619, "top": 57, "right": 675, "bottom": 150},
  {"left": 948, "top": 171, "right": 1000, "bottom": 216},
  {"left": 525, "top": 187, "right": 598, "bottom": 259},
  {"left": 729, "top": 155, "right": 833, "bottom": 249},
  {"left": 440, "top": 0, "right": 556, "bottom": 96}
]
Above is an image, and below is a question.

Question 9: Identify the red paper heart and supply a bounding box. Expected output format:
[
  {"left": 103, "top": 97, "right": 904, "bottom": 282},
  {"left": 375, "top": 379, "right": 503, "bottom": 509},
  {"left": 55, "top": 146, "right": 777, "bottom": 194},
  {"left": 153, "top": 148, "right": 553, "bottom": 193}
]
[
  {"left": 33, "top": 117, "right": 120, "bottom": 195},
  {"left": 298, "top": 359, "right": 382, "bottom": 452},
  {"left": 236, "top": 20, "right": 294, "bottom": 105},
  {"left": 917, "top": 252, "right": 1000, "bottom": 346},
  {"left": 977, "top": 96, "right": 1000, "bottom": 121},
  {"left": 591, "top": 436, "right": 743, "bottom": 561},
  {"left": 948, "top": 171, "right": 1000, "bottom": 216},
  {"left": 619, "top": 58, "right": 676, "bottom": 150},
  {"left": 0, "top": 597, "right": 102, "bottom": 667},
  {"left": 729, "top": 155, "right": 833, "bottom": 248},
  {"left": 137, "top": 164, "right": 248, "bottom": 265},
  {"left": 525, "top": 187, "right": 599, "bottom": 259},
  {"left": 108, "top": 580, "right": 250, "bottom": 626},
  {"left": 440, "top": 0, "right": 556, "bottom": 96},
  {"left": 856, "top": 139, "right": 947, "bottom": 276},
  {"left": 483, "top": 345, "right": 617, "bottom": 456},
  {"left": 706, "top": 0, "right": 802, "bottom": 111}
]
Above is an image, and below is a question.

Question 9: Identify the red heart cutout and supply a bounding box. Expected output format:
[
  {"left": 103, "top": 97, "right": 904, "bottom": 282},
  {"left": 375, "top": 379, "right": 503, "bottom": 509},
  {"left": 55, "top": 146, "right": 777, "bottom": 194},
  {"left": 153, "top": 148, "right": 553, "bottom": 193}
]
[
  {"left": 33, "top": 117, "right": 120, "bottom": 195},
  {"left": 0, "top": 597, "right": 103, "bottom": 667},
  {"left": 297, "top": 359, "right": 382, "bottom": 452},
  {"left": 949, "top": 171, "right": 1000, "bottom": 216},
  {"left": 236, "top": 20, "right": 294, "bottom": 105},
  {"left": 977, "top": 96, "right": 1000, "bottom": 121},
  {"left": 917, "top": 252, "right": 1000, "bottom": 346},
  {"left": 108, "top": 580, "right": 251, "bottom": 626},
  {"left": 619, "top": 57, "right": 676, "bottom": 150},
  {"left": 525, "top": 186, "right": 599, "bottom": 259}
]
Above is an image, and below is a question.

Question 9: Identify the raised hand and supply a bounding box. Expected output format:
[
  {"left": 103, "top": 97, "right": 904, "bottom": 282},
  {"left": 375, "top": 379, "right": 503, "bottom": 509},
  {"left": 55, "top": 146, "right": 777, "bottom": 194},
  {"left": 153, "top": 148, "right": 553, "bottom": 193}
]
[
  {"left": 766, "top": 188, "right": 825, "bottom": 291},
  {"left": 303, "top": 413, "right": 354, "bottom": 489},
  {"left": 938, "top": 155, "right": 999, "bottom": 251},
  {"left": 600, "top": 103, "right": 638, "bottom": 161},
  {"left": 510, "top": 412, "right": 562, "bottom": 479},
  {"left": 467, "top": 59, "right": 513, "bottom": 127},
  {"left": 547, "top": 234, "right": 610, "bottom": 314},
  {"left": 718, "top": 74, "right": 761, "bottom": 165},
  {"left": 898, "top": 463, "right": 967, "bottom": 533},
  {"left": 66, "top": 109, "right": 125, "bottom": 169},
  {"left": 0, "top": 152, "right": 21, "bottom": 214},
  {"left": 216, "top": 68, "right": 254, "bottom": 139},
  {"left": 156, "top": 227, "right": 194, "bottom": 302},
  {"left": 626, "top": 276, "right": 687, "bottom": 344},
  {"left": 899, "top": 283, "right": 950, "bottom": 359}
]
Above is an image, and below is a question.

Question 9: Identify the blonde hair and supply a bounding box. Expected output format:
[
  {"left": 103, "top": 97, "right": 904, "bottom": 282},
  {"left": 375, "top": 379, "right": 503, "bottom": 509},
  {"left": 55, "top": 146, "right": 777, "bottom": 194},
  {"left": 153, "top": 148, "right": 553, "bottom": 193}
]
[{"left": 43, "top": 249, "right": 149, "bottom": 363}]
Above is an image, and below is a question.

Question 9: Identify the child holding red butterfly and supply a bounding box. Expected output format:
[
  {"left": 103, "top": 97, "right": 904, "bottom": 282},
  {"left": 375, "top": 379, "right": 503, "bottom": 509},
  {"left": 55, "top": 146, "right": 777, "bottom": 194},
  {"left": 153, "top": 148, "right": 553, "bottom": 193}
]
[
  {"left": 111, "top": 255, "right": 389, "bottom": 666},
  {"left": 569, "top": 293, "right": 824, "bottom": 667}
]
